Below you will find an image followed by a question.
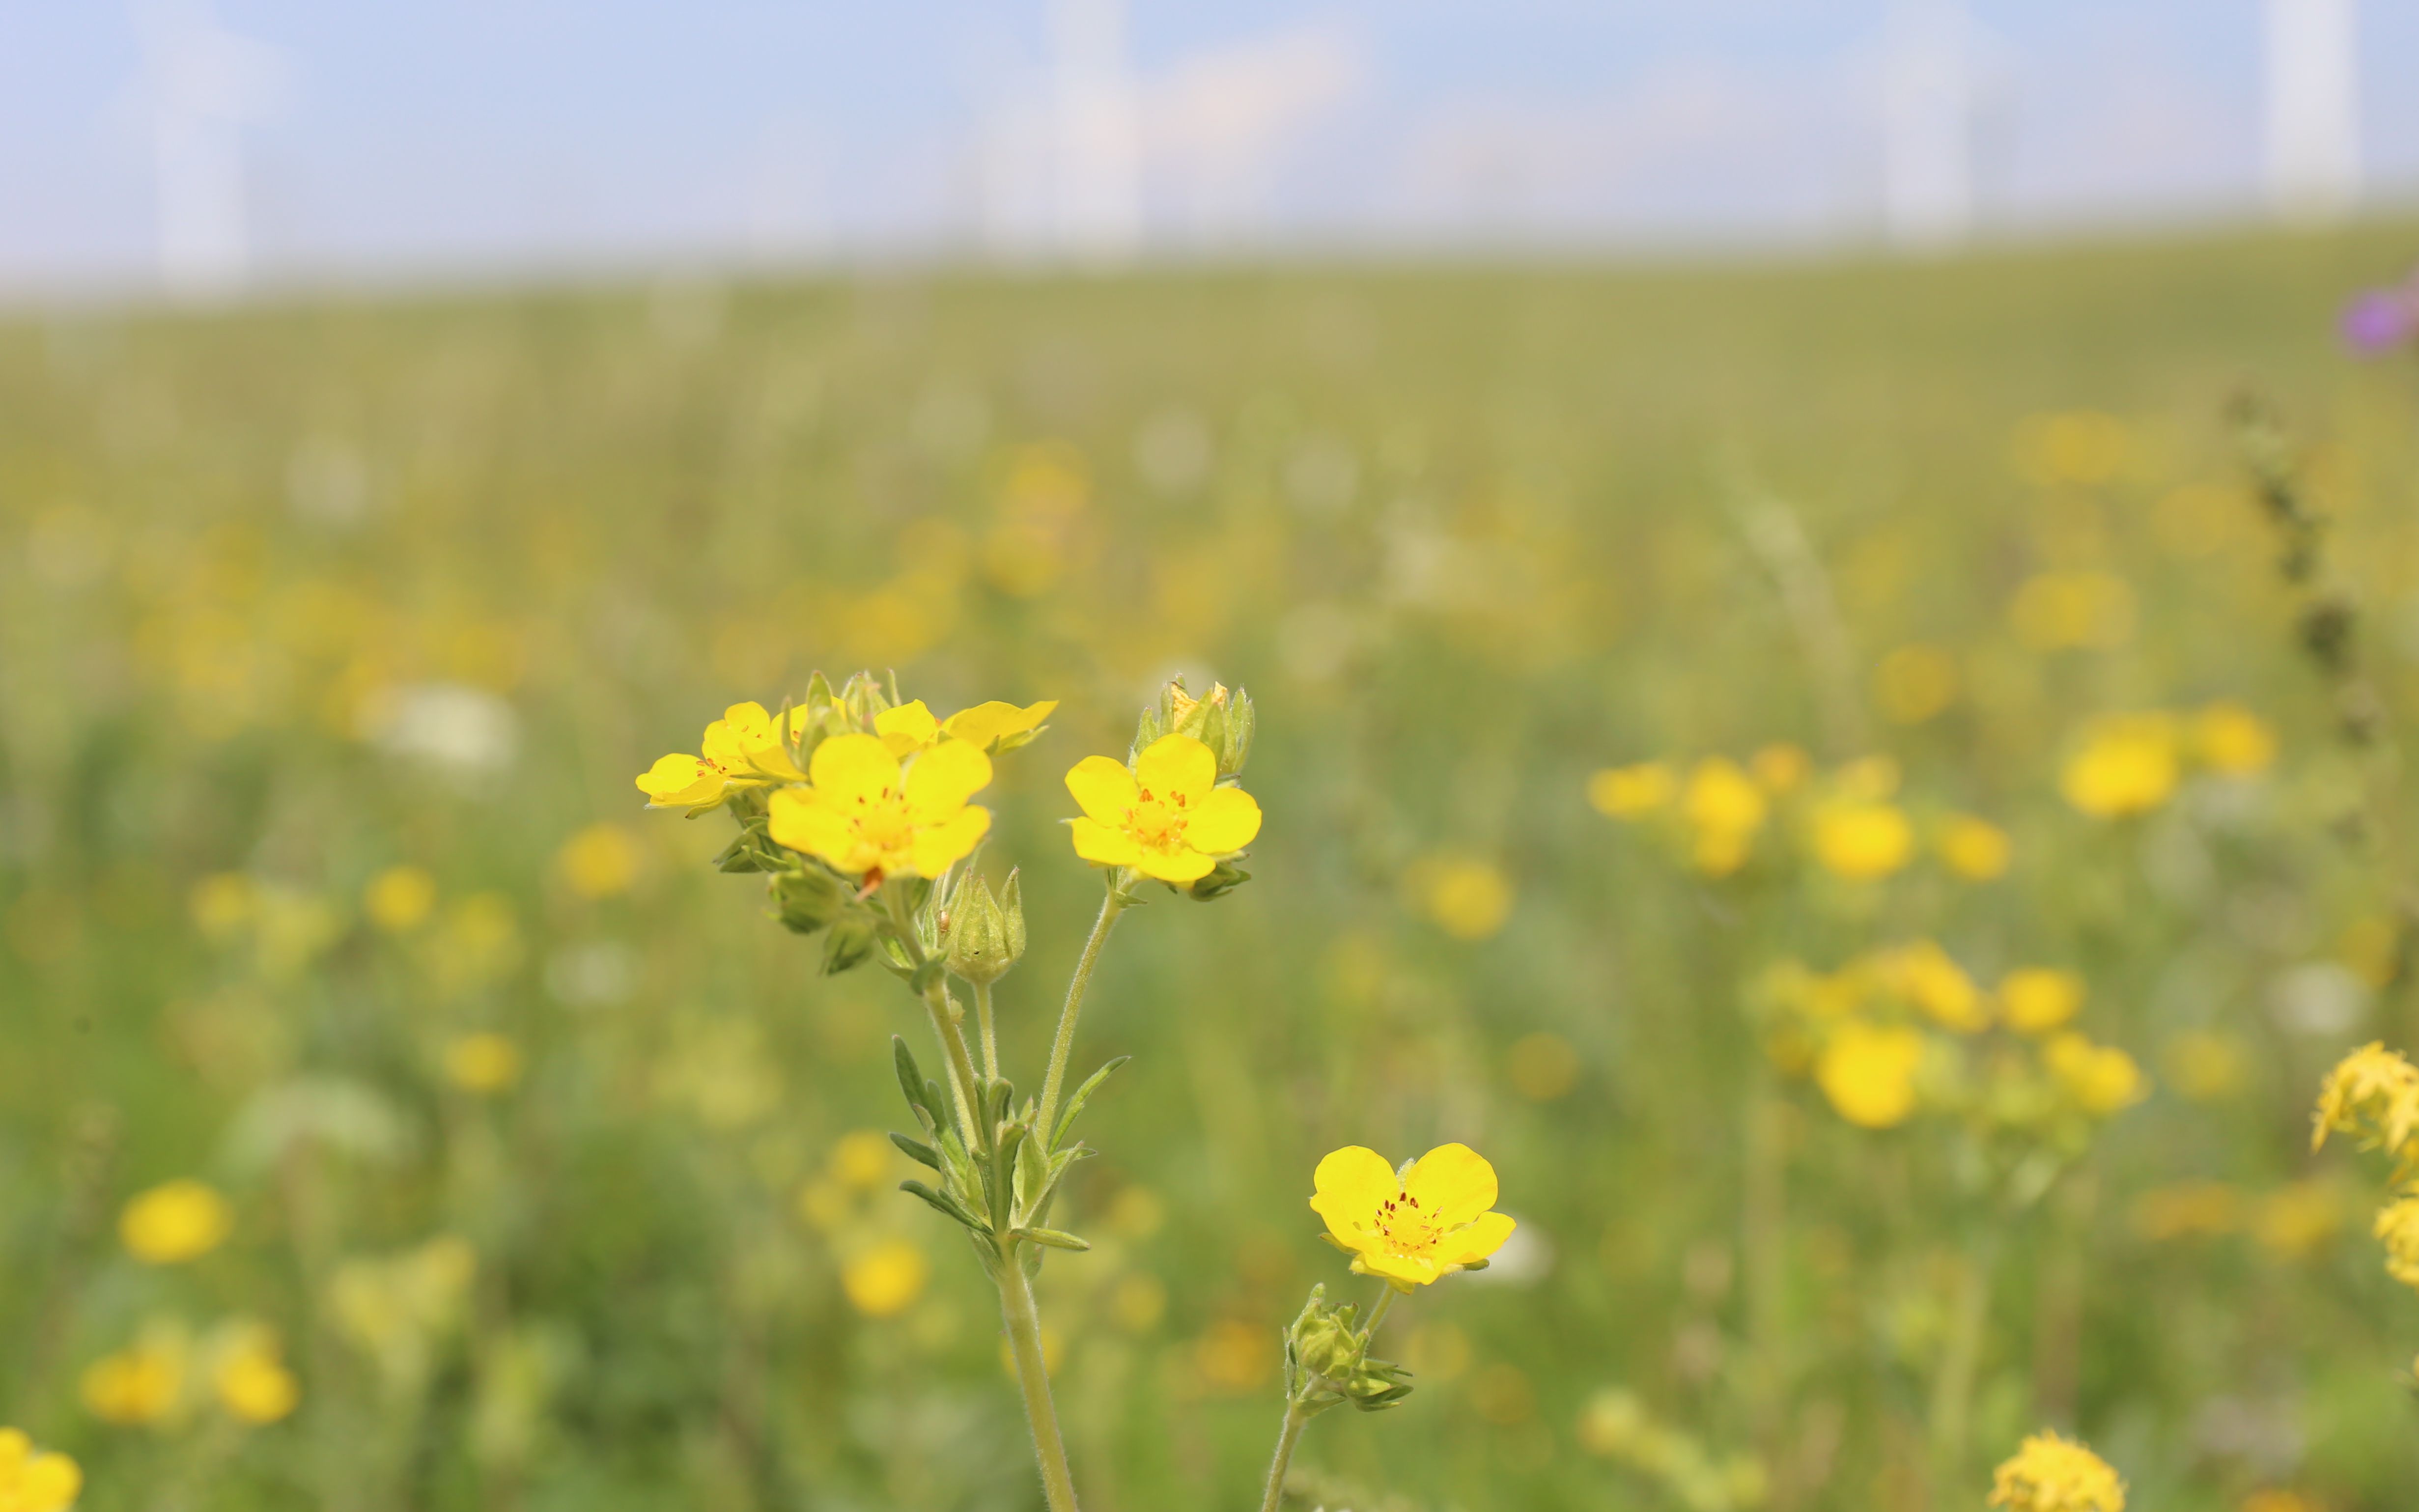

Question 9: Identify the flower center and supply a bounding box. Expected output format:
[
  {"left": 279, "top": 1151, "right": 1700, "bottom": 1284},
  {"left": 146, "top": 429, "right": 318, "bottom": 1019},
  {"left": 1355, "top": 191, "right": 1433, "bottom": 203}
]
[
  {"left": 1125, "top": 785, "right": 1192, "bottom": 851},
  {"left": 1370, "top": 1191, "right": 1441, "bottom": 1255},
  {"left": 849, "top": 786, "right": 915, "bottom": 854}
]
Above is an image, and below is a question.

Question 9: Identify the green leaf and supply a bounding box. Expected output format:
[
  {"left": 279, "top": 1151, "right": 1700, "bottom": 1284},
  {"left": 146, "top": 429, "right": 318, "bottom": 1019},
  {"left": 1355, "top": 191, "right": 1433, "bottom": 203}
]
[
  {"left": 889, "top": 1132, "right": 941, "bottom": 1170},
  {"left": 1052, "top": 1055, "right": 1131, "bottom": 1148},
  {"left": 1014, "top": 1227, "right": 1092, "bottom": 1252},
  {"left": 892, "top": 1038, "right": 935, "bottom": 1131},
  {"left": 899, "top": 1180, "right": 989, "bottom": 1233}
]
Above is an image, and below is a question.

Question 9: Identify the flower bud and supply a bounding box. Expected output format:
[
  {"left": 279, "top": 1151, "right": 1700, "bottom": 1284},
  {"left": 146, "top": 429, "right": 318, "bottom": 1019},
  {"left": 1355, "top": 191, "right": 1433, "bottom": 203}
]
[
  {"left": 1289, "top": 1295, "right": 1361, "bottom": 1382},
  {"left": 771, "top": 866, "right": 850, "bottom": 936},
  {"left": 944, "top": 869, "right": 1026, "bottom": 985},
  {"left": 1134, "top": 677, "right": 1254, "bottom": 777}
]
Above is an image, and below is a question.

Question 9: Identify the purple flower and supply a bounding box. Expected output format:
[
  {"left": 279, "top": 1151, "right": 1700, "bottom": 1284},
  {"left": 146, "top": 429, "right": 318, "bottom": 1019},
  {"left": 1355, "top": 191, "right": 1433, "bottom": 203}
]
[{"left": 2343, "top": 288, "right": 2419, "bottom": 356}]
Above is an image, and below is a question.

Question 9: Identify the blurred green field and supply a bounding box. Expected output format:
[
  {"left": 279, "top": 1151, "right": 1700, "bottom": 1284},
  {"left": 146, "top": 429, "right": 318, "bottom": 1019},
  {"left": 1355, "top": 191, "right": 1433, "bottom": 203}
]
[{"left": 7, "top": 224, "right": 2419, "bottom": 1512}]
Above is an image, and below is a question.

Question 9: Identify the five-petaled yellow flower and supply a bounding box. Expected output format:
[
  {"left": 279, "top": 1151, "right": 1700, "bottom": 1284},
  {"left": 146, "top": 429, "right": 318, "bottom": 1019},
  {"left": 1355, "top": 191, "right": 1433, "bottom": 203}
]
[
  {"left": 875, "top": 699, "right": 1058, "bottom": 756},
  {"left": 767, "top": 732, "right": 991, "bottom": 881},
  {"left": 1310, "top": 1144, "right": 1515, "bottom": 1291},
  {"left": 1988, "top": 1430, "right": 2125, "bottom": 1512},
  {"left": 0, "top": 1428, "right": 81, "bottom": 1512},
  {"left": 1065, "top": 734, "right": 1261, "bottom": 884},
  {"left": 636, "top": 701, "right": 811, "bottom": 810}
]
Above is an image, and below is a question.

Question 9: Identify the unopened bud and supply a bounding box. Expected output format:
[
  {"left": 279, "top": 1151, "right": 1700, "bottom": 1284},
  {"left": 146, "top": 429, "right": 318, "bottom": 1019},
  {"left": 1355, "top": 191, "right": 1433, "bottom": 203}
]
[
  {"left": 944, "top": 869, "right": 1025, "bottom": 985},
  {"left": 771, "top": 866, "right": 850, "bottom": 936}
]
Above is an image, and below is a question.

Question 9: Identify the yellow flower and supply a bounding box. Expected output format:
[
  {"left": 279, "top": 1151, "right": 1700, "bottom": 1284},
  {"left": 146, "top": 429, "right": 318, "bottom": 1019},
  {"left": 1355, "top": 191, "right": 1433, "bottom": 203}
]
[
  {"left": 635, "top": 701, "right": 811, "bottom": 810},
  {"left": 2312, "top": 1041, "right": 2419, "bottom": 1165},
  {"left": 1999, "top": 969, "right": 2084, "bottom": 1035},
  {"left": 120, "top": 1180, "right": 233, "bottom": 1265},
  {"left": 874, "top": 698, "right": 1058, "bottom": 756},
  {"left": 841, "top": 1239, "right": 930, "bottom": 1317},
  {"left": 1937, "top": 814, "right": 2011, "bottom": 880},
  {"left": 1587, "top": 761, "right": 1675, "bottom": 819},
  {"left": 80, "top": 1333, "right": 185, "bottom": 1426},
  {"left": 1880, "top": 941, "right": 1990, "bottom": 1032},
  {"left": 1815, "top": 1023, "right": 1926, "bottom": 1129},
  {"left": 2061, "top": 716, "right": 2178, "bottom": 818},
  {"left": 1811, "top": 801, "right": 1913, "bottom": 882},
  {"left": 0, "top": 1428, "right": 82, "bottom": 1512},
  {"left": 2374, "top": 1193, "right": 2419, "bottom": 1289},
  {"left": 1309, "top": 1144, "right": 1516, "bottom": 1291},
  {"left": 1065, "top": 734, "right": 1261, "bottom": 884},
  {"left": 1406, "top": 854, "right": 1514, "bottom": 941},
  {"left": 443, "top": 1033, "right": 523, "bottom": 1094},
  {"left": 555, "top": 823, "right": 642, "bottom": 899},
  {"left": 189, "top": 872, "right": 257, "bottom": 941},
  {"left": 2194, "top": 700, "right": 2276, "bottom": 776},
  {"left": 1988, "top": 1430, "right": 2125, "bottom": 1512},
  {"left": 363, "top": 865, "right": 437, "bottom": 932},
  {"left": 829, "top": 1129, "right": 897, "bottom": 1192},
  {"left": 212, "top": 1330, "right": 299, "bottom": 1425},
  {"left": 767, "top": 732, "right": 992, "bottom": 881},
  {"left": 1684, "top": 756, "right": 1766, "bottom": 836},
  {"left": 2045, "top": 1033, "right": 2148, "bottom": 1116}
]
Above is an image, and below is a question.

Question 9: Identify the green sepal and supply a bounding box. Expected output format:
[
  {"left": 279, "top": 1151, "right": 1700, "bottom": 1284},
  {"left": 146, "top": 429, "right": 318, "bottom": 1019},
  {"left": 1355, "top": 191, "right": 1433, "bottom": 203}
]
[
  {"left": 771, "top": 866, "right": 851, "bottom": 934},
  {"left": 822, "top": 915, "right": 879, "bottom": 974},
  {"left": 889, "top": 1132, "right": 942, "bottom": 1170},
  {"left": 1014, "top": 1227, "right": 1091, "bottom": 1252},
  {"left": 1187, "top": 858, "right": 1251, "bottom": 902},
  {"left": 1051, "top": 1055, "right": 1131, "bottom": 1148},
  {"left": 717, "top": 826, "right": 779, "bottom": 874}
]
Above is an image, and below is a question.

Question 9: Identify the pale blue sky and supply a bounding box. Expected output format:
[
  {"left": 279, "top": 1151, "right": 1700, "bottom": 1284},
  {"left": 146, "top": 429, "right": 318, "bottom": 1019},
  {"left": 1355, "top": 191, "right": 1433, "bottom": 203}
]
[{"left": 1, "top": 1, "right": 2413, "bottom": 293}]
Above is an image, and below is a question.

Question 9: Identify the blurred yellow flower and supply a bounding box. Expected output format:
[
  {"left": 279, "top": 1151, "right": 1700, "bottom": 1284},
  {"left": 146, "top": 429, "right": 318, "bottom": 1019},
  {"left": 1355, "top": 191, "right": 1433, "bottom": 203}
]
[
  {"left": 1506, "top": 1031, "right": 1580, "bottom": 1101},
  {"left": 1407, "top": 854, "right": 1515, "bottom": 940},
  {"left": 1193, "top": 1318, "right": 1276, "bottom": 1393},
  {"left": 2340, "top": 915, "right": 2402, "bottom": 991},
  {"left": 1111, "top": 1273, "right": 1167, "bottom": 1332},
  {"left": 635, "top": 700, "right": 812, "bottom": 810},
  {"left": 1998, "top": 969, "right": 2084, "bottom": 1035},
  {"left": 444, "top": 1033, "right": 523, "bottom": 1094},
  {"left": 81, "top": 1334, "right": 186, "bottom": 1426},
  {"left": 1878, "top": 941, "right": 1989, "bottom": 1033},
  {"left": 1988, "top": 1430, "right": 2125, "bottom": 1512},
  {"left": 1309, "top": 1143, "right": 1515, "bottom": 1290},
  {"left": 769, "top": 733, "right": 992, "bottom": 881},
  {"left": 874, "top": 698, "right": 1057, "bottom": 756},
  {"left": 556, "top": 823, "right": 641, "bottom": 899},
  {"left": 2130, "top": 1180, "right": 2244, "bottom": 1242},
  {"left": 2014, "top": 410, "right": 2133, "bottom": 487},
  {"left": 2045, "top": 1033, "right": 2147, "bottom": 1116},
  {"left": 363, "top": 865, "right": 437, "bottom": 932},
  {"left": 1810, "top": 801, "right": 1913, "bottom": 882},
  {"left": 2254, "top": 1180, "right": 2345, "bottom": 1262},
  {"left": 2193, "top": 700, "right": 2276, "bottom": 776},
  {"left": 1065, "top": 734, "right": 1260, "bottom": 885},
  {"left": 212, "top": 1330, "right": 299, "bottom": 1425},
  {"left": 1874, "top": 643, "right": 1959, "bottom": 725},
  {"left": 1936, "top": 814, "right": 2011, "bottom": 881},
  {"left": 1683, "top": 757, "right": 1766, "bottom": 877},
  {"left": 841, "top": 1240, "right": 930, "bottom": 1318},
  {"left": 1750, "top": 743, "right": 1809, "bottom": 793},
  {"left": 120, "top": 1180, "right": 233, "bottom": 1265},
  {"left": 1587, "top": 761, "right": 1675, "bottom": 819},
  {"left": 2373, "top": 1195, "right": 2419, "bottom": 1290},
  {"left": 2061, "top": 717, "right": 2178, "bottom": 818},
  {"left": 1815, "top": 1023, "right": 1925, "bottom": 1129},
  {"left": 189, "top": 872, "right": 256, "bottom": 941},
  {"left": 829, "top": 1129, "right": 896, "bottom": 1192},
  {"left": 2011, "top": 571, "right": 2137, "bottom": 651},
  {"left": 0, "top": 1428, "right": 82, "bottom": 1512},
  {"left": 2313, "top": 1042, "right": 2419, "bottom": 1165}
]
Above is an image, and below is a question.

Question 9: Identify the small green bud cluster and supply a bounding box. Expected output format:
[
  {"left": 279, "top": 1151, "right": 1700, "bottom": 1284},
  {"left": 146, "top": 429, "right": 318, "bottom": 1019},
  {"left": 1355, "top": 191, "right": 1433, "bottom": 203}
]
[
  {"left": 1132, "top": 676, "right": 1255, "bottom": 781},
  {"left": 1281, "top": 1285, "right": 1413, "bottom": 1416},
  {"left": 943, "top": 868, "right": 1027, "bottom": 985}
]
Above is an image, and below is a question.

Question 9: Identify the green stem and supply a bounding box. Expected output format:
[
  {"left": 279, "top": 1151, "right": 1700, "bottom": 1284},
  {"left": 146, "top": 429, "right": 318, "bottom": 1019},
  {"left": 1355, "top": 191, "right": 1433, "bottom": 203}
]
[
  {"left": 975, "top": 979, "right": 1000, "bottom": 1083},
  {"left": 921, "top": 978, "right": 985, "bottom": 1148},
  {"left": 1036, "top": 888, "right": 1126, "bottom": 1145},
  {"left": 1928, "top": 1231, "right": 2001, "bottom": 1498},
  {"left": 1360, "top": 1283, "right": 1398, "bottom": 1340},
  {"left": 1256, "top": 1398, "right": 1311, "bottom": 1512},
  {"left": 995, "top": 1252, "right": 1082, "bottom": 1512}
]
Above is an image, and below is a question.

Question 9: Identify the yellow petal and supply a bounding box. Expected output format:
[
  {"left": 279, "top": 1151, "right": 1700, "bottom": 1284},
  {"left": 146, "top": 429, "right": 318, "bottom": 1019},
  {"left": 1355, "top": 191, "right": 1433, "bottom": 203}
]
[
  {"left": 876, "top": 701, "right": 941, "bottom": 756},
  {"left": 1437, "top": 1210, "right": 1517, "bottom": 1268},
  {"left": 1069, "top": 817, "right": 1144, "bottom": 868},
  {"left": 903, "top": 737, "right": 993, "bottom": 820},
  {"left": 767, "top": 789, "right": 861, "bottom": 871},
  {"left": 637, "top": 754, "right": 723, "bottom": 807},
  {"left": 1065, "top": 755, "right": 1139, "bottom": 825},
  {"left": 722, "top": 702, "right": 775, "bottom": 744},
  {"left": 1134, "top": 733, "right": 1216, "bottom": 807},
  {"left": 24, "top": 1453, "right": 80, "bottom": 1508},
  {"left": 1310, "top": 1146, "right": 1400, "bottom": 1241},
  {"left": 1402, "top": 1143, "right": 1498, "bottom": 1228},
  {"left": 809, "top": 732, "right": 900, "bottom": 806},
  {"left": 1184, "top": 786, "right": 1261, "bottom": 853},
  {"left": 944, "top": 699, "right": 1058, "bottom": 751},
  {"left": 909, "top": 806, "right": 991, "bottom": 877},
  {"left": 701, "top": 718, "right": 748, "bottom": 770},
  {"left": 1350, "top": 1250, "right": 1441, "bottom": 1289},
  {"left": 1132, "top": 847, "right": 1215, "bottom": 884}
]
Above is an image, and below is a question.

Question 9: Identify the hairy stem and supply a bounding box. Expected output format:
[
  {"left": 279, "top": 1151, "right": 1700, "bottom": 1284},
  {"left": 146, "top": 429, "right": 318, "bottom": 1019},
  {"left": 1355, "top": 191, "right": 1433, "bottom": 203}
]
[
  {"left": 975, "top": 979, "right": 1000, "bottom": 1083},
  {"left": 921, "top": 978, "right": 985, "bottom": 1148},
  {"left": 1036, "top": 888, "right": 1126, "bottom": 1145},
  {"left": 995, "top": 1252, "right": 1082, "bottom": 1512},
  {"left": 1256, "top": 1398, "right": 1311, "bottom": 1512}
]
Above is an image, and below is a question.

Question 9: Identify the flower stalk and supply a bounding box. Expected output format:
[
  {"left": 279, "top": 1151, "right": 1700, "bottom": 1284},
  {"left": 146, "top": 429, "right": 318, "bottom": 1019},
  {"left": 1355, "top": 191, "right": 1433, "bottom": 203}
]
[{"left": 1036, "top": 886, "right": 1126, "bottom": 1147}]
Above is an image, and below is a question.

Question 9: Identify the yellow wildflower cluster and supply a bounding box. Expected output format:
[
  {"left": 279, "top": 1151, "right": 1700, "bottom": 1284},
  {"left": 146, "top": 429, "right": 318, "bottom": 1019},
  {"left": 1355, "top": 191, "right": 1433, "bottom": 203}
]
[
  {"left": 0, "top": 1429, "right": 79, "bottom": 1512},
  {"left": 1757, "top": 950, "right": 2141, "bottom": 1132},
  {"left": 1988, "top": 1431, "right": 2125, "bottom": 1512},
  {"left": 81, "top": 1318, "right": 298, "bottom": 1429},
  {"left": 1590, "top": 749, "right": 2006, "bottom": 884},
  {"left": 2312, "top": 1042, "right": 2419, "bottom": 1294},
  {"left": 2059, "top": 701, "right": 2277, "bottom": 819}
]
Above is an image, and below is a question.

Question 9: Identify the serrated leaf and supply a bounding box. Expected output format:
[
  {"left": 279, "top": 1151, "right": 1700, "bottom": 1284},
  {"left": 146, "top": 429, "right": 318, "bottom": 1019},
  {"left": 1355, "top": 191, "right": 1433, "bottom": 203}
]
[
  {"left": 1051, "top": 1055, "right": 1131, "bottom": 1148},
  {"left": 1014, "top": 1227, "right": 1091, "bottom": 1252},
  {"left": 889, "top": 1132, "right": 941, "bottom": 1170}
]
